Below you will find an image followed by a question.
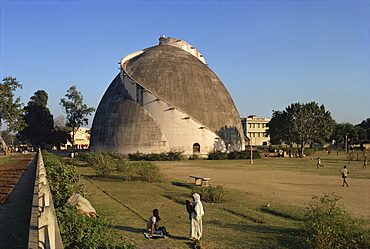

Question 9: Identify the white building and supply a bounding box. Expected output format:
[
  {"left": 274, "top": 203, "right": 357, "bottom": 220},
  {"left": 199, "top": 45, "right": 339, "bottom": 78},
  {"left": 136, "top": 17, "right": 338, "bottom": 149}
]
[{"left": 241, "top": 115, "right": 270, "bottom": 146}]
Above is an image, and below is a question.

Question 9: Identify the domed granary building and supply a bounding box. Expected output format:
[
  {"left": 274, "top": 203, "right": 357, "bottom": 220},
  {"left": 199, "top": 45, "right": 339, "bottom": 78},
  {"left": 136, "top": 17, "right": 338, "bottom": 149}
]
[{"left": 90, "top": 36, "right": 245, "bottom": 156}]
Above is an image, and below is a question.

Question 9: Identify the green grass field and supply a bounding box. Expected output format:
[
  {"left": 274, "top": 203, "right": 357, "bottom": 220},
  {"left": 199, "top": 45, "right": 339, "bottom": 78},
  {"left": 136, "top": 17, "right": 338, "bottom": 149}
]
[{"left": 74, "top": 151, "right": 369, "bottom": 249}]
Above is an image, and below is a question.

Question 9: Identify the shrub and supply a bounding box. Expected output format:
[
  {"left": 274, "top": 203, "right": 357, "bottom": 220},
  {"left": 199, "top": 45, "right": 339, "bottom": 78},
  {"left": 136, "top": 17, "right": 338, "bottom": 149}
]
[
  {"left": 57, "top": 204, "right": 136, "bottom": 249},
  {"left": 209, "top": 150, "right": 261, "bottom": 160},
  {"left": 191, "top": 185, "right": 227, "bottom": 203},
  {"left": 166, "top": 151, "right": 184, "bottom": 160},
  {"left": 42, "top": 150, "right": 84, "bottom": 207},
  {"left": 347, "top": 152, "right": 355, "bottom": 161},
  {"left": 207, "top": 151, "right": 228, "bottom": 160},
  {"left": 80, "top": 152, "right": 125, "bottom": 178},
  {"left": 128, "top": 151, "right": 184, "bottom": 161},
  {"left": 127, "top": 152, "right": 143, "bottom": 161},
  {"left": 227, "top": 151, "right": 241, "bottom": 159},
  {"left": 77, "top": 152, "right": 164, "bottom": 182},
  {"left": 133, "top": 161, "right": 163, "bottom": 183},
  {"left": 301, "top": 193, "right": 370, "bottom": 248},
  {"left": 189, "top": 154, "right": 199, "bottom": 160},
  {"left": 304, "top": 149, "right": 313, "bottom": 157},
  {"left": 92, "top": 153, "right": 116, "bottom": 177},
  {"left": 116, "top": 161, "right": 136, "bottom": 181}
]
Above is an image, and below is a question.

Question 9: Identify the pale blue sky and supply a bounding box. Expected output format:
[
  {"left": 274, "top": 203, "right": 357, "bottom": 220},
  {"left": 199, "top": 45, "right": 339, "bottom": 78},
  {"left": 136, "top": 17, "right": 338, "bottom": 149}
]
[{"left": 1, "top": 0, "right": 369, "bottom": 127}]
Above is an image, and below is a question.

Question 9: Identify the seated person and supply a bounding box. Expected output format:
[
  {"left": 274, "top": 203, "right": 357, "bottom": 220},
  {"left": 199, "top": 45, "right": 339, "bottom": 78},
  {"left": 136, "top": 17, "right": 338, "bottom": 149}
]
[{"left": 147, "top": 209, "right": 169, "bottom": 236}]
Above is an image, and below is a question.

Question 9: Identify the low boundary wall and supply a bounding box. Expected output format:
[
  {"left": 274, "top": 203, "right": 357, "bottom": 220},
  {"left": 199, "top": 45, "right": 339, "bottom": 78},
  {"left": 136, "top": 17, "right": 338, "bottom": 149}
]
[{"left": 28, "top": 149, "right": 64, "bottom": 249}]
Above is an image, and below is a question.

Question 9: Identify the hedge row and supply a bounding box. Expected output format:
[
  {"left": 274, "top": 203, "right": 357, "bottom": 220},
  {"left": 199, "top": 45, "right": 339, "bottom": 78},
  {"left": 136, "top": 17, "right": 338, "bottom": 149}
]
[{"left": 42, "top": 150, "right": 136, "bottom": 249}]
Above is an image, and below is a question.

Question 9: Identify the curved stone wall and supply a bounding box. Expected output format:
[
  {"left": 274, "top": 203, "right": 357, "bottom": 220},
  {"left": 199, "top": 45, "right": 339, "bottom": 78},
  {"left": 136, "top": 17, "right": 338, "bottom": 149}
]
[{"left": 90, "top": 37, "right": 245, "bottom": 155}]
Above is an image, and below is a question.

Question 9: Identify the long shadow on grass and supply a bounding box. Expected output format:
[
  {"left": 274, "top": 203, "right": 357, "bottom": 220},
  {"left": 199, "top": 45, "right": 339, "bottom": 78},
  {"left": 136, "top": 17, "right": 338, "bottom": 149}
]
[
  {"left": 80, "top": 174, "right": 126, "bottom": 182},
  {"left": 113, "top": 225, "right": 144, "bottom": 234},
  {"left": 259, "top": 207, "right": 305, "bottom": 221},
  {"left": 208, "top": 220, "right": 304, "bottom": 248},
  {"left": 171, "top": 182, "right": 192, "bottom": 189},
  {"left": 114, "top": 225, "right": 190, "bottom": 241}
]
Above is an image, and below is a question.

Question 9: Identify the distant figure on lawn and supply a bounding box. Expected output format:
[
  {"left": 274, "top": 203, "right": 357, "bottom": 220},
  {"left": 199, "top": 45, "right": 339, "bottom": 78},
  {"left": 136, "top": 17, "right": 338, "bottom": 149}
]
[
  {"left": 363, "top": 155, "right": 367, "bottom": 169},
  {"left": 147, "top": 209, "right": 169, "bottom": 236},
  {"left": 340, "top": 166, "right": 349, "bottom": 187},
  {"left": 189, "top": 193, "right": 204, "bottom": 240},
  {"left": 316, "top": 157, "right": 323, "bottom": 169}
]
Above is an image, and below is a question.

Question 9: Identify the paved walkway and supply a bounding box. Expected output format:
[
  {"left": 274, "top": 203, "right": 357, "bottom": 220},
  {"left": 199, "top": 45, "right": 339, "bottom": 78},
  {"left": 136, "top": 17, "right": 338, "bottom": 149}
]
[{"left": 0, "top": 155, "right": 36, "bottom": 248}]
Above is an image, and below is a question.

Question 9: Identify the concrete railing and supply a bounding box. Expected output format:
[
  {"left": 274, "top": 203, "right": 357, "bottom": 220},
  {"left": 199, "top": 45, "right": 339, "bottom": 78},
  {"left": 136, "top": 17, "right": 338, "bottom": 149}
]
[{"left": 28, "top": 149, "right": 64, "bottom": 249}]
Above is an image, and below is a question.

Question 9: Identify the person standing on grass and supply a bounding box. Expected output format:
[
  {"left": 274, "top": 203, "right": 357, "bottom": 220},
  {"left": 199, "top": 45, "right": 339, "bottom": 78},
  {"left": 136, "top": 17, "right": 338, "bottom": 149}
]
[
  {"left": 363, "top": 155, "right": 367, "bottom": 169},
  {"left": 340, "top": 166, "right": 349, "bottom": 187},
  {"left": 189, "top": 193, "right": 204, "bottom": 240},
  {"left": 316, "top": 157, "right": 323, "bottom": 169}
]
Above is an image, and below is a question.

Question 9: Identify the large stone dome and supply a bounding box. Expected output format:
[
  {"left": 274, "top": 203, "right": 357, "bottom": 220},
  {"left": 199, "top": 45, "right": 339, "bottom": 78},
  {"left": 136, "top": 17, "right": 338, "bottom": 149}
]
[{"left": 90, "top": 37, "right": 245, "bottom": 155}]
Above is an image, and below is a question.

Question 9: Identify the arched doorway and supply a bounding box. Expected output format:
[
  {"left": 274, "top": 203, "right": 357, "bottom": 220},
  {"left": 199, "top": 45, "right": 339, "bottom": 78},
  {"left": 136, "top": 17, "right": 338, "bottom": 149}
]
[{"left": 193, "top": 143, "right": 200, "bottom": 153}]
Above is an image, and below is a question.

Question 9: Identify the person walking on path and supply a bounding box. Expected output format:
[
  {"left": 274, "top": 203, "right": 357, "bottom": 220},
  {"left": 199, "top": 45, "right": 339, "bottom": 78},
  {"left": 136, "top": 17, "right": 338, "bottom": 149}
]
[
  {"left": 189, "top": 193, "right": 204, "bottom": 240},
  {"left": 363, "top": 155, "right": 367, "bottom": 169},
  {"left": 340, "top": 166, "right": 349, "bottom": 187}
]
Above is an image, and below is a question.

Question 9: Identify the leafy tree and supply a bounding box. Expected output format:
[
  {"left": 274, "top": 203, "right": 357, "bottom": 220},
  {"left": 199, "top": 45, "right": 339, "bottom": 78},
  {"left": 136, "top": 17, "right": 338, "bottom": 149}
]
[
  {"left": 59, "top": 86, "right": 95, "bottom": 150},
  {"left": 330, "top": 122, "right": 366, "bottom": 150},
  {"left": 267, "top": 102, "right": 335, "bottom": 157},
  {"left": 330, "top": 123, "right": 356, "bottom": 149},
  {"left": 50, "top": 126, "right": 71, "bottom": 150},
  {"left": 0, "top": 77, "right": 26, "bottom": 155},
  {"left": 52, "top": 115, "right": 70, "bottom": 150},
  {"left": 357, "top": 118, "right": 370, "bottom": 129},
  {"left": 266, "top": 110, "right": 289, "bottom": 145},
  {"left": 19, "top": 90, "right": 54, "bottom": 148},
  {"left": 357, "top": 118, "right": 370, "bottom": 141}
]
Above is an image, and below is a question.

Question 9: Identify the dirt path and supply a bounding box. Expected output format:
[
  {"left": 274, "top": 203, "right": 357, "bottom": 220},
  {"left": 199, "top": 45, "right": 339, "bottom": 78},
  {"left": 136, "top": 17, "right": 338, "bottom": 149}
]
[
  {"left": 159, "top": 164, "right": 370, "bottom": 221},
  {"left": 0, "top": 154, "right": 36, "bottom": 248},
  {"left": 0, "top": 154, "right": 33, "bottom": 204}
]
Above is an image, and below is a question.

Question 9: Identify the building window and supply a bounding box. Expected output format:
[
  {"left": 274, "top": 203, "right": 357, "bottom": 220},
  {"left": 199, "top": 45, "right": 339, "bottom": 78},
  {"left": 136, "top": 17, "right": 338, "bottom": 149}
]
[
  {"left": 136, "top": 84, "right": 144, "bottom": 106},
  {"left": 193, "top": 143, "right": 200, "bottom": 153}
]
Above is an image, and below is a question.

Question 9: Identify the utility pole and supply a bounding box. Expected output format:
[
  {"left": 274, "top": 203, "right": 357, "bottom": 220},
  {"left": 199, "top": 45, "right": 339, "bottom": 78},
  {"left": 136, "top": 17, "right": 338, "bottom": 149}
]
[{"left": 250, "top": 138, "right": 253, "bottom": 164}]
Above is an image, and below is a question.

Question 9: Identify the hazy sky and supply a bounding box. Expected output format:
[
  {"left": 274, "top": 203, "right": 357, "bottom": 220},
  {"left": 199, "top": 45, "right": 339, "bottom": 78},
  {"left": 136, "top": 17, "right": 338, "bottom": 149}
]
[{"left": 1, "top": 0, "right": 369, "bottom": 127}]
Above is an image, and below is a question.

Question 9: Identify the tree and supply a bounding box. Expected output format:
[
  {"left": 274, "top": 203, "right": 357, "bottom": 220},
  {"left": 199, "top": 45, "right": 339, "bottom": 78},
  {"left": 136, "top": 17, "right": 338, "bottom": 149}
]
[
  {"left": 0, "top": 77, "right": 26, "bottom": 155},
  {"left": 51, "top": 115, "right": 70, "bottom": 150},
  {"left": 330, "top": 122, "right": 368, "bottom": 151},
  {"left": 59, "top": 86, "right": 95, "bottom": 150},
  {"left": 267, "top": 102, "right": 335, "bottom": 157},
  {"left": 54, "top": 115, "right": 66, "bottom": 127},
  {"left": 330, "top": 123, "right": 356, "bottom": 150},
  {"left": 357, "top": 118, "right": 370, "bottom": 141},
  {"left": 19, "top": 90, "right": 54, "bottom": 148}
]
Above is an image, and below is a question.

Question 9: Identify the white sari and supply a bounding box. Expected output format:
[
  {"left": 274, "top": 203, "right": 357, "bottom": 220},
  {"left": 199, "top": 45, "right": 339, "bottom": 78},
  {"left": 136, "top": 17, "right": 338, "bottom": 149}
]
[{"left": 190, "top": 193, "right": 204, "bottom": 240}]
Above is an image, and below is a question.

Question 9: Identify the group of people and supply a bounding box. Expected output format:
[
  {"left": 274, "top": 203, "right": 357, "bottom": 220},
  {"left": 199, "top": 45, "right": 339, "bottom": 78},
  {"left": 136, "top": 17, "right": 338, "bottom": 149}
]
[
  {"left": 318, "top": 155, "right": 368, "bottom": 187},
  {"left": 146, "top": 193, "right": 205, "bottom": 240},
  {"left": 146, "top": 156, "right": 368, "bottom": 240}
]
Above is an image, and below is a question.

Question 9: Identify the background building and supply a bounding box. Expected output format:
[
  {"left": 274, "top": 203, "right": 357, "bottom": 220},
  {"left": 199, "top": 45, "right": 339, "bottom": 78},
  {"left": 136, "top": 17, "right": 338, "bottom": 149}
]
[
  {"left": 54, "top": 127, "right": 91, "bottom": 150},
  {"left": 90, "top": 37, "right": 245, "bottom": 156},
  {"left": 241, "top": 115, "right": 270, "bottom": 146}
]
